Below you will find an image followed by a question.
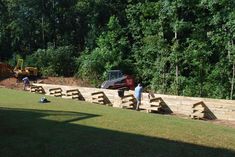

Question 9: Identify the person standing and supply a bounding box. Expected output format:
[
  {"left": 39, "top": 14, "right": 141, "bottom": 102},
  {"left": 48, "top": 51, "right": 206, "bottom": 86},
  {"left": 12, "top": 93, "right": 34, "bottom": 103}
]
[
  {"left": 22, "top": 77, "right": 30, "bottom": 90},
  {"left": 134, "top": 83, "right": 143, "bottom": 110}
]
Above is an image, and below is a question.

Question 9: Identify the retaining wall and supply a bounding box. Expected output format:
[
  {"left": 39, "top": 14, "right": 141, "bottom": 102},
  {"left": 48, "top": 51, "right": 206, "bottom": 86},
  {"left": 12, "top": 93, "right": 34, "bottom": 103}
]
[{"left": 33, "top": 83, "right": 235, "bottom": 121}]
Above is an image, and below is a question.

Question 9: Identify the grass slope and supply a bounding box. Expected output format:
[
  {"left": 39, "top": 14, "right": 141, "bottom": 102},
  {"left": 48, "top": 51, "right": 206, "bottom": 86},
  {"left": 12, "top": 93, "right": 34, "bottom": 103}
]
[{"left": 0, "top": 88, "right": 235, "bottom": 157}]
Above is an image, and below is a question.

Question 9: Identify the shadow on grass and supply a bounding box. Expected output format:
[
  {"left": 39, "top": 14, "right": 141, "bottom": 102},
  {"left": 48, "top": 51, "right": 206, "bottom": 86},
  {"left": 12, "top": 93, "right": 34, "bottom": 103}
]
[{"left": 0, "top": 107, "right": 234, "bottom": 157}]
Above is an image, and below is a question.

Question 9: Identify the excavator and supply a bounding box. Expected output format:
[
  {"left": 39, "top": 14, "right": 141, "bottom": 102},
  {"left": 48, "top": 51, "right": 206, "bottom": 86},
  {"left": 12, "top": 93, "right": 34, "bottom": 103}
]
[
  {"left": 101, "top": 70, "right": 135, "bottom": 90},
  {"left": 14, "top": 59, "right": 39, "bottom": 78}
]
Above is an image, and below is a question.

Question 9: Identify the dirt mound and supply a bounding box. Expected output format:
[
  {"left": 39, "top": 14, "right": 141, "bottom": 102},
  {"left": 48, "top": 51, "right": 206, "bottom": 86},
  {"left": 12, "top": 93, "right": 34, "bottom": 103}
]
[
  {"left": 37, "top": 77, "right": 91, "bottom": 87},
  {"left": 0, "top": 77, "right": 21, "bottom": 89},
  {"left": 0, "top": 76, "right": 92, "bottom": 90},
  {"left": 0, "top": 62, "right": 13, "bottom": 78}
]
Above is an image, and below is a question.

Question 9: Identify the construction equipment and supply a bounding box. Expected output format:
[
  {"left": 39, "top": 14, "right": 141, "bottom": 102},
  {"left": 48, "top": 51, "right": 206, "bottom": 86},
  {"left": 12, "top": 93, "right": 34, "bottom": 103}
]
[
  {"left": 14, "top": 59, "right": 39, "bottom": 78},
  {"left": 101, "top": 70, "right": 134, "bottom": 90}
]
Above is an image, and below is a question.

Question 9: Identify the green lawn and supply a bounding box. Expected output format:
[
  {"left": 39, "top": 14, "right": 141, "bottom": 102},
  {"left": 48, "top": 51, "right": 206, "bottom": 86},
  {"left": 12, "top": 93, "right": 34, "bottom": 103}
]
[{"left": 0, "top": 88, "right": 235, "bottom": 157}]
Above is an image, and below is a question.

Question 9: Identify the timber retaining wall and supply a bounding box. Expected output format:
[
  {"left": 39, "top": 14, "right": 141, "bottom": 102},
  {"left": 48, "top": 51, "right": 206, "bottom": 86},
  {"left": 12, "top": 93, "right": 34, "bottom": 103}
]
[{"left": 33, "top": 83, "right": 235, "bottom": 121}]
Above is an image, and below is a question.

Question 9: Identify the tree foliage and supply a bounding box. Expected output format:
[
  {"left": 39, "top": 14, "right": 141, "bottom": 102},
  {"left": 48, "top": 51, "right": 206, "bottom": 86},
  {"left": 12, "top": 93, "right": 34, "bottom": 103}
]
[{"left": 0, "top": 0, "right": 235, "bottom": 99}]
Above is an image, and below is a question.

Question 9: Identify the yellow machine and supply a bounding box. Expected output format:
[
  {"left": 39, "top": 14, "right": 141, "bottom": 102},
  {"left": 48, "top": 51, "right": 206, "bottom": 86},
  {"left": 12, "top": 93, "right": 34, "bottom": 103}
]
[{"left": 14, "top": 59, "right": 39, "bottom": 78}]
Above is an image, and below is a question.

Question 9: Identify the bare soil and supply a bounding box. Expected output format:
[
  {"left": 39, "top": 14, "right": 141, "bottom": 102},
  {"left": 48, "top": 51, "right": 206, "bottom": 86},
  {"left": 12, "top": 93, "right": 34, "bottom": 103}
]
[
  {"left": 0, "top": 76, "right": 235, "bottom": 128},
  {"left": 36, "top": 77, "right": 91, "bottom": 87},
  {"left": 0, "top": 77, "right": 92, "bottom": 90},
  {"left": 0, "top": 77, "right": 21, "bottom": 89}
]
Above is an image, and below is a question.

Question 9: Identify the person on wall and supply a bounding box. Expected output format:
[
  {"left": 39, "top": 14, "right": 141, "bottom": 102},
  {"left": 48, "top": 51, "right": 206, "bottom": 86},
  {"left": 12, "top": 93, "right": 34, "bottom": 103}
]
[
  {"left": 22, "top": 77, "right": 30, "bottom": 90},
  {"left": 134, "top": 83, "right": 143, "bottom": 110}
]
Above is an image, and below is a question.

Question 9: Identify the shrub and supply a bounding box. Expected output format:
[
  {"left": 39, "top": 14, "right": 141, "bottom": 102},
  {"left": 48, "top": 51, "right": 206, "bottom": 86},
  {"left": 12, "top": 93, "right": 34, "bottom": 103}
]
[{"left": 25, "top": 45, "right": 76, "bottom": 77}]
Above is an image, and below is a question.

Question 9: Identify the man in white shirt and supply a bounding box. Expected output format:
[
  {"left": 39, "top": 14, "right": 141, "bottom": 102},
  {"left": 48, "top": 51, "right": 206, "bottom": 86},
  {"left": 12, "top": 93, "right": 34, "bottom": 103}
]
[{"left": 134, "top": 83, "right": 143, "bottom": 110}]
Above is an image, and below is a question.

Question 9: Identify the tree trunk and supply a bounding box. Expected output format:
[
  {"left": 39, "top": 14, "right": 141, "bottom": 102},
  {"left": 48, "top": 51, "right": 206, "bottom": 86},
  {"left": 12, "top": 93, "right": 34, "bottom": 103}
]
[
  {"left": 228, "top": 41, "right": 231, "bottom": 61},
  {"left": 53, "top": 0, "right": 56, "bottom": 47},
  {"left": 199, "top": 58, "right": 204, "bottom": 97},
  {"left": 163, "top": 72, "right": 166, "bottom": 94},
  {"left": 176, "top": 63, "right": 179, "bottom": 95},
  {"left": 174, "top": 29, "right": 179, "bottom": 95},
  {"left": 230, "top": 40, "right": 234, "bottom": 99},
  {"left": 230, "top": 63, "right": 235, "bottom": 99},
  {"left": 41, "top": 0, "right": 45, "bottom": 48}
]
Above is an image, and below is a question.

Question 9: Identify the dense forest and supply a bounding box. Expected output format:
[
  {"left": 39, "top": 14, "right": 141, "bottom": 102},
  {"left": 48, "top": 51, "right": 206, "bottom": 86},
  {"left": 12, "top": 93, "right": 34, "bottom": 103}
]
[{"left": 0, "top": 0, "right": 234, "bottom": 99}]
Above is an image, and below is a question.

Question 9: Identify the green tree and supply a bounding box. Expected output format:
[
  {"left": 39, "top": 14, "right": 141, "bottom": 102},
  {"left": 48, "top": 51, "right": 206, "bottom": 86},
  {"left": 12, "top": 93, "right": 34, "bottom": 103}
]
[
  {"left": 77, "top": 16, "right": 131, "bottom": 84},
  {"left": 27, "top": 45, "right": 76, "bottom": 76}
]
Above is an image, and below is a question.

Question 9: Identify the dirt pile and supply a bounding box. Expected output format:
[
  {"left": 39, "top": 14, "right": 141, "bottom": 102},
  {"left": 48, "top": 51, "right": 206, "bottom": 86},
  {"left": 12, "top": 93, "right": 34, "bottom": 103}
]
[
  {"left": 37, "top": 77, "right": 91, "bottom": 87},
  {"left": 0, "top": 77, "right": 21, "bottom": 89},
  {"left": 0, "top": 76, "right": 92, "bottom": 89},
  {"left": 0, "top": 62, "right": 13, "bottom": 78}
]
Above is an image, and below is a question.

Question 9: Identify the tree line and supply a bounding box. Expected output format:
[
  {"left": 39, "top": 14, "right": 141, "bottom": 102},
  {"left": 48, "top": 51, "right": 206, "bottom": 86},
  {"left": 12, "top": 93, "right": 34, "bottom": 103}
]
[{"left": 0, "top": 0, "right": 234, "bottom": 99}]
